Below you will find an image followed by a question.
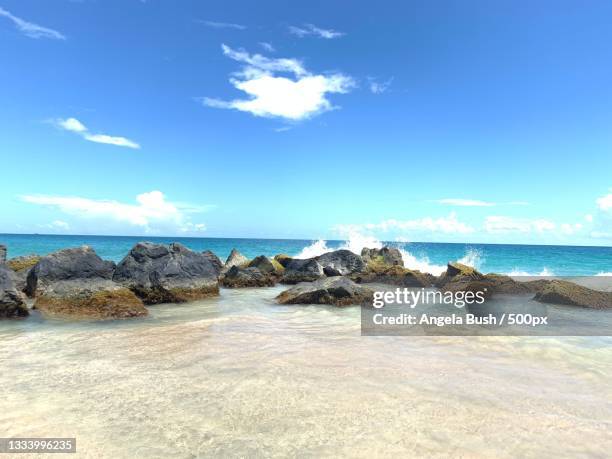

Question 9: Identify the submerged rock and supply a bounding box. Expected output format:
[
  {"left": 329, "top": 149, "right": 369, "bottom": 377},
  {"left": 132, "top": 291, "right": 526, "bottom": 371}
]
[
  {"left": 361, "top": 247, "right": 404, "bottom": 267},
  {"left": 223, "top": 249, "right": 249, "bottom": 273},
  {"left": 221, "top": 266, "right": 276, "bottom": 288},
  {"left": 277, "top": 277, "right": 374, "bottom": 307},
  {"left": 26, "top": 246, "right": 146, "bottom": 319},
  {"left": 282, "top": 250, "right": 365, "bottom": 284},
  {"left": 0, "top": 264, "right": 28, "bottom": 318},
  {"left": 113, "top": 242, "right": 219, "bottom": 304},
  {"left": 534, "top": 280, "right": 612, "bottom": 309}
]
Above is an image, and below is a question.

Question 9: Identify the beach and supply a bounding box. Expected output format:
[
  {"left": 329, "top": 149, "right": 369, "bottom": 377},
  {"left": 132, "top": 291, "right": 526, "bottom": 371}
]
[{"left": 1, "top": 285, "right": 611, "bottom": 458}]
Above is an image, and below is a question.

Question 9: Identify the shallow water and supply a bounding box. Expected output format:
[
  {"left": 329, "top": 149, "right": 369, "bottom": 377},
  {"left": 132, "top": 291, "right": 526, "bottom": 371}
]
[{"left": 1, "top": 287, "right": 611, "bottom": 458}]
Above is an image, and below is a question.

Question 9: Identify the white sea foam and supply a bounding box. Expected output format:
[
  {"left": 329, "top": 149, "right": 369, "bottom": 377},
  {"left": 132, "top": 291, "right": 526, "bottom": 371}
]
[
  {"left": 596, "top": 272, "right": 612, "bottom": 276},
  {"left": 295, "top": 232, "right": 482, "bottom": 276}
]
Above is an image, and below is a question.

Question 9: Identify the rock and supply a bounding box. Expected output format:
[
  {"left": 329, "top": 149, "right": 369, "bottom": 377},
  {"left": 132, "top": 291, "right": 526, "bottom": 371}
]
[
  {"left": 276, "top": 277, "right": 374, "bottom": 307},
  {"left": 534, "top": 280, "right": 612, "bottom": 309},
  {"left": 0, "top": 245, "right": 6, "bottom": 263},
  {"left": 7, "top": 254, "right": 41, "bottom": 272},
  {"left": 436, "top": 262, "right": 484, "bottom": 288},
  {"left": 282, "top": 258, "right": 324, "bottom": 284},
  {"left": 34, "top": 282, "right": 147, "bottom": 319},
  {"left": 282, "top": 250, "right": 365, "bottom": 284},
  {"left": 26, "top": 247, "right": 115, "bottom": 297},
  {"left": 6, "top": 254, "right": 41, "bottom": 293},
  {"left": 202, "top": 250, "right": 223, "bottom": 277},
  {"left": 221, "top": 266, "right": 276, "bottom": 288},
  {"left": 248, "top": 255, "right": 277, "bottom": 275},
  {"left": 274, "top": 254, "right": 293, "bottom": 268},
  {"left": 223, "top": 249, "right": 249, "bottom": 273},
  {"left": 25, "top": 246, "right": 146, "bottom": 319},
  {"left": 113, "top": 242, "right": 219, "bottom": 304},
  {"left": 352, "top": 264, "right": 434, "bottom": 287},
  {"left": 361, "top": 247, "right": 404, "bottom": 267},
  {"left": 0, "top": 264, "right": 28, "bottom": 318}
]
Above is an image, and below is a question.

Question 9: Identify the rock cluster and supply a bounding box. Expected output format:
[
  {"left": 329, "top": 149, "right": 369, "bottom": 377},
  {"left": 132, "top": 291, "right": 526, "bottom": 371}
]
[{"left": 281, "top": 249, "right": 365, "bottom": 284}]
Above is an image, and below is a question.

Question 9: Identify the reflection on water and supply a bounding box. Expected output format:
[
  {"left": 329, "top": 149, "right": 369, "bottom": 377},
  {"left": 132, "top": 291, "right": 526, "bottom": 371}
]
[{"left": 1, "top": 286, "right": 611, "bottom": 458}]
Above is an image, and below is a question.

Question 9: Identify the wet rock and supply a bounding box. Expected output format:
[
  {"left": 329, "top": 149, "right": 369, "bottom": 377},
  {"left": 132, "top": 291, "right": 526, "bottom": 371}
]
[
  {"left": 113, "top": 242, "right": 219, "bottom": 304},
  {"left": 26, "top": 246, "right": 146, "bottom": 319},
  {"left": 361, "top": 247, "right": 404, "bottom": 267},
  {"left": 276, "top": 277, "right": 374, "bottom": 307},
  {"left": 534, "top": 280, "right": 612, "bottom": 309},
  {"left": 221, "top": 266, "right": 276, "bottom": 288},
  {"left": 0, "top": 264, "right": 28, "bottom": 318},
  {"left": 282, "top": 258, "right": 324, "bottom": 284}
]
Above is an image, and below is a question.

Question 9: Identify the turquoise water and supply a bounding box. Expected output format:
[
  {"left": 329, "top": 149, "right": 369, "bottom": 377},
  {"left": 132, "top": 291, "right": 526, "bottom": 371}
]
[{"left": 1, "top": 233, "right": 611, "bottom": 276}]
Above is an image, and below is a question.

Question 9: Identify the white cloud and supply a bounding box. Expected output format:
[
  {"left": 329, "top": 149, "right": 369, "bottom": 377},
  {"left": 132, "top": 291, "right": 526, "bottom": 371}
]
[
  {"left": 336, "top": 212, "right": 474, "bottom": 235},
  {"left": 39, "top": 220, "right": 70, "bottom": 232},
  {"left": 288, "top": 24, "right": 344, "bottom": 39},
  {"left": 438, "top": 198, "right": 495, "bottom": 207},
  {"left": 369, "top": 77, "right": 393, "bottom": 94},
  {"left": 54, "top": 117, "right": 140, "bottom": 149},
  {"left": 199, "top": 20, "right": 246, "bottom": 30},
  {"left": 596, "top": 192, "right": 612, "bottom": 211},
  {"left": 0, "top": 7, "right": 65, "bottom": 40},
  {"left": 484, "top": 216, "right": 557, "bottom": 233},
  {"left": 585, "top": 214, "right": 594, "bottom": 222},
  {"left": 259, "top": 42, "right": 275, "bottom": 52},
  {"left": 21, "top": 191, "right": 210, "bottom": 234},
  {"left": 202, "top": 44, "right": 355, "bottom": 120}
]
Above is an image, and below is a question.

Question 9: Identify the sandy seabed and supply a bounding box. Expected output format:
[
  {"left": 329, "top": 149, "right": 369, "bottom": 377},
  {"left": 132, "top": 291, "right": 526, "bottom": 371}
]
[{"left": 1, "top": 286, "right": 611, "bottom": 458}]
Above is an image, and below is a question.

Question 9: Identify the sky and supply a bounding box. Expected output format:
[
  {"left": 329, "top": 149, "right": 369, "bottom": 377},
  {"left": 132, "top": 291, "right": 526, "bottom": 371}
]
[{"left": 0, "top": 0, "right": 611, "bottom": 246}]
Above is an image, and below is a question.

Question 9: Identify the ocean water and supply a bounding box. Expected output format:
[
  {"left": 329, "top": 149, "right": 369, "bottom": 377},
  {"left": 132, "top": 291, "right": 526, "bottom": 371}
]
[
  {"left": 1, "top": 233, "right": 611, "bottom": 276},
  {"left": 1, "top": 233, "right": 611, "bottom": 457}
]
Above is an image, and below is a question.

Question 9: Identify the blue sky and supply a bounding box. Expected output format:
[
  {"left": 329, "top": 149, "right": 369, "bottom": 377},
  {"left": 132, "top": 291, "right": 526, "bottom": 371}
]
[{"left": 0, "top": 0, "right": 611, "bottom": 245}]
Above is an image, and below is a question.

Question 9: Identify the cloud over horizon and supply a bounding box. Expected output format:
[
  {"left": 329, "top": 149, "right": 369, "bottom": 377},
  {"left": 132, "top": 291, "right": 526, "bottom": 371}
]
[
  {"left": 21, "top": 191, "right": 210, "bottom": 235},
  {"left": 202, "top": 44, "right": 355, "bottom": 120},
  {"left": 0, "top": 6, "right": 65, "bottom": 40},
  {"left": 55, "top": 117, "right": 141, "bottom": 149}
]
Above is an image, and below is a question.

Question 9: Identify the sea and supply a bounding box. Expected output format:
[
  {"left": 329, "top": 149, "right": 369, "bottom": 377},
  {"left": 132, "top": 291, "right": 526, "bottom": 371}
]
[
  {"left": 1, "top": 233, "right": 611, "bottom": 458},
  {"left": 1, "top": 233, "right": 611, "bottom": 276}
]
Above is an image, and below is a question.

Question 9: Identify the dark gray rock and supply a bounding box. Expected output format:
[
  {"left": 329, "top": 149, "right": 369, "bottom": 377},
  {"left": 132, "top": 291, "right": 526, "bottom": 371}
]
[
  {"left": 221, "top": 266, "right": 276, "bottom": 288},
  {"left": 25, "top": 246, "right": 146, "bottom": 319},
  {"left": 282, "top": 258, "right": 324, "bottom": 284},
  {"left": 276, "top": 277, "right": 374, "bottom": 307},
  {"left": 0, "top": 245, "right": 6, "bottom": 264},
  {"left": 113, "top": 242, "right": 219, "bottom": 304},
  {"left": 26, "top": 246, "right": 115, "bottom": 297},
  {"left": 282, "top": 250, "right": 365, "bottom": 284},
  {"left": 0, "top": 264, "right": 28, "bottom": 318},
  {"left": 361, "top": 246, "right": 404, "bottom": 267},
  {"left": 202, "top": 250, "right": 223, "bottom": 277}
]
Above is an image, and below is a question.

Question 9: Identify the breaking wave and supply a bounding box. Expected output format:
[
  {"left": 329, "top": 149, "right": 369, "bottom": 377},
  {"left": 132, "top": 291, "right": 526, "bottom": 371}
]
[{"left": 507, "top": 267, "right": 555, "bottom": 277}]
